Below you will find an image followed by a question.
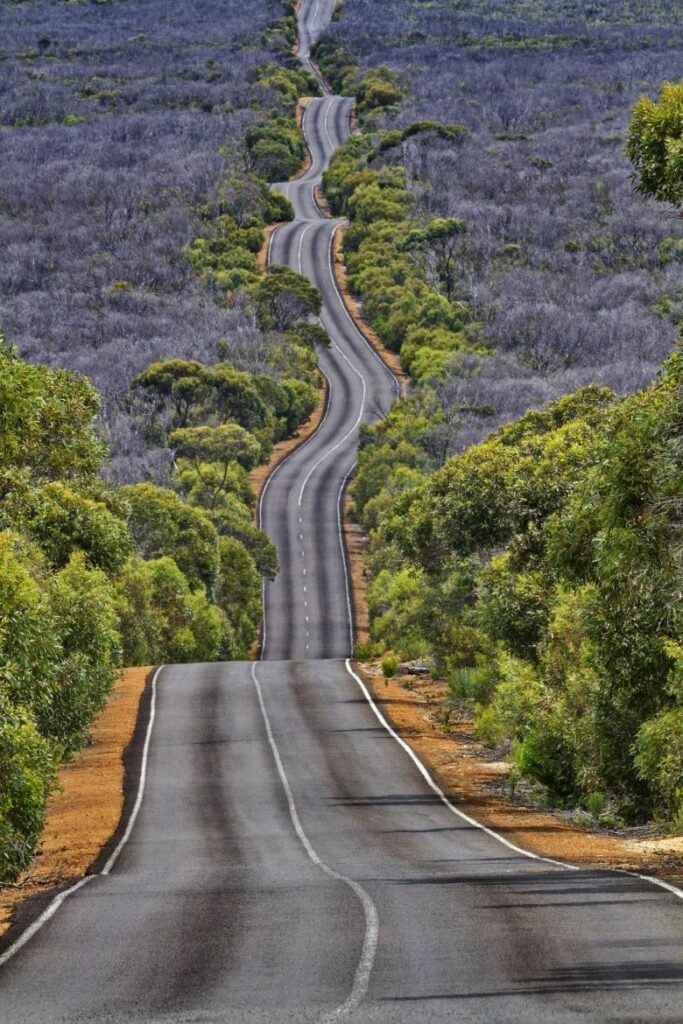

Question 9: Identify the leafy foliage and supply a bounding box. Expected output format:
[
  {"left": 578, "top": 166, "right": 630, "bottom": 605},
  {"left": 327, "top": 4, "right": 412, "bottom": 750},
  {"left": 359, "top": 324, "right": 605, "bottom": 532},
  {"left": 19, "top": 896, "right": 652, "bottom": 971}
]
[
  {"left": 114, "top": 556, "right": 236, "bottom": 666},
  {"left": 356, "top": 356, "right": 683, "bottom": 820},
  {"left": 627, "top": 80, "right": 683, "bottom": 206},
  {"left": 0, "top": 692, "right": 55, "bottom": 884}
]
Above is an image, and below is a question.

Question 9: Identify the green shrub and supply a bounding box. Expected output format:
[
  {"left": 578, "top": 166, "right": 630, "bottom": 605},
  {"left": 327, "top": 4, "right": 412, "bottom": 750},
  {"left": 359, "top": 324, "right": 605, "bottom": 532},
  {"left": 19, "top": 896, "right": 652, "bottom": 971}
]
[
  {"left": 0, "top": 694, "right": 56, "bottom": 882},
  {"left": 474, "top": 704, "right": 505, "bottom": 746},
  {"left": 381, "top": 654, "right": 400, "bottom": 678},
  {"left": 115, "top": 556, "right": 235, "bottom": 666},
  {"left": 123, "top": 483, "right": 221, "bottom": 595},
  {"left": 43, "top": 553, "right": 119, "bottom": 751},
  {"left": 585, "top": 791, "right": 606, "bottom": 820}
]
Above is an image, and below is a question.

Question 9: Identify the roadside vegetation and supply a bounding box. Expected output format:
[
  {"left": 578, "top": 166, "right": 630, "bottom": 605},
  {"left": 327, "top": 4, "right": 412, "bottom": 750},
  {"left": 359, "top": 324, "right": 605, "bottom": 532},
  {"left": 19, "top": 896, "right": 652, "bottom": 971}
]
[
  {"left": 317, "top": 0, "right": 682, "bottom": 443},
  {"left": 321, "top": 2, "right": 683, "bottom": 827},
  {"left": 0, "top": 0, "right": 322, "bottom": 882}
]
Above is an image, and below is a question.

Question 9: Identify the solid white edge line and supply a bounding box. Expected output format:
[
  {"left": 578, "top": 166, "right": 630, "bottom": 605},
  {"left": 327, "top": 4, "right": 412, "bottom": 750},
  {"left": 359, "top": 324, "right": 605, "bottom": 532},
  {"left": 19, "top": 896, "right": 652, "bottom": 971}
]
[
  {"left": 344, "top": 660, "right": 683, "bottom": 902},
  {"left": 343, "top": 661, "right": 574, "bottom": 869},
  {"left": 102, "top": 665, "right": 163, "bottom": 875},
  {"left": 0, "top": 665, "right": 165, "bottom": 969},
  {"left": 250, "top": 662, "right": 379, "bottom": 1021},
  {"left": 616, "top": 869, "right": 683, "bottom": 901},
  {"left": 0, "top": 876, "right": 95, "bottom": 970}
]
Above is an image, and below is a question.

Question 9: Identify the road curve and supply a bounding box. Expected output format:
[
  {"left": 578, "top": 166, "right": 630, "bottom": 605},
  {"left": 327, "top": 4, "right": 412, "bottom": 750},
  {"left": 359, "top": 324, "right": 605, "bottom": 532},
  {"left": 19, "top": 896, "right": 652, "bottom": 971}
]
[
  {"left": 261, "top": 89, "right": 399, "bottom": 661},
  {"left": 1, "top": 1, "right": 682, "bottom": 1021}
]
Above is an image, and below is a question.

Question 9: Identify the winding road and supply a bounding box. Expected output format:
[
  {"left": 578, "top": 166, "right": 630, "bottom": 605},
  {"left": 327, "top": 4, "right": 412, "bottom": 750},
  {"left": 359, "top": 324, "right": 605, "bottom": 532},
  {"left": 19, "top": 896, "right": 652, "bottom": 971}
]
[
  {"left": 261, "top": 86, "right": 398, "bottom": 661},
  {"left": 0, "top": 1, "right": 682, "bottom": 1021}
]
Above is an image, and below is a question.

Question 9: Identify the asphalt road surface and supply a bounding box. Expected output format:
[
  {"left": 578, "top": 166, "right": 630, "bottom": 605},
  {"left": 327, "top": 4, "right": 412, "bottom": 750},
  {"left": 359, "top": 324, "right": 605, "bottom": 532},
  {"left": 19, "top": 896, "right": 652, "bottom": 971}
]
[
  {"left": 0, "top": 0, "right": 681, "bottom": 1020},
  {"left": 1, "top": 660, "right": 682, "bottom": 1022}
]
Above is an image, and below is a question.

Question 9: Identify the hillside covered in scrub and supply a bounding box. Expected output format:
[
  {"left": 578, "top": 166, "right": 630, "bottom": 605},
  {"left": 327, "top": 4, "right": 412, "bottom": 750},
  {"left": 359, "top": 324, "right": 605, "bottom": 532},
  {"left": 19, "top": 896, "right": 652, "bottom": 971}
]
[
  {"left": 317, "top": 0, "right": 683, "bottom": 447},
  {"left": 316, "top": 0, "right": 683, "bottom": 825},
  {"left": 0, "top": 0, "right": 317, "bottom": 480}
]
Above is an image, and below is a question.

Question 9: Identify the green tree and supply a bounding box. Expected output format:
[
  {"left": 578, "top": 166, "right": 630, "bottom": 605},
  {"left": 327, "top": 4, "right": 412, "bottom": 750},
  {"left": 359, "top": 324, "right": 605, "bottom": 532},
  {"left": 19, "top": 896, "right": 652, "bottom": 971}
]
[
  {"left": 403, "top": 217, "right": 468, "bottom": 300},
  {"left": 44, "top": 552, "right": 121, "bottom": 753},
  {"left": 132, "top": 359, "right": 210, "bottom": 428},
  {"left": 0, "top": 531, "right": 59, "bottom": 722},
  {"left": 357, "top": 66, "right": 402, "bottom": 115},
  {"left": 215, "top": 536, "right": 262, "bottom": 654},
  {"left": 114, "top": 556, "right": 235, "bottom": 665},
  {"left": 0, "top": 481, "right": 132, "bottom": 574},
  {"left": 245, "top": 117, "right": 307, "bottom": 181},
  {"left": 0, "top": 338, "right": 105, "bottom": 485},
  {"left": 208, "top": 364, "right": 268, "bottom": 430},
  {"left": 169, "top": 424, "right": 262, "bottom": 509},
  {"left": 626, "top": 80, "right": 683, "bottom": 205},
  {"left": 0, "top": 693, "right": 56, "bottom": 882},
  {"left": 123, "top": 483, "right": 221, "bottom": 594},
  {"left": 252, "top": 265, "right": 321, "bottom": 330}
]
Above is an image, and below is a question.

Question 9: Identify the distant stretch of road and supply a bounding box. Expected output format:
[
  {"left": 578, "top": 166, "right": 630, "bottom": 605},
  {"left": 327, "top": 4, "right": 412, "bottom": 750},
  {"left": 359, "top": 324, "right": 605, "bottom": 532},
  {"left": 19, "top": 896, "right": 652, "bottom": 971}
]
[
  {"left": 0, "top": 1, "right": 681, "bottom": 1020},
  {"left": 261, "top": 89, "right": 398, "bottom": 661}
]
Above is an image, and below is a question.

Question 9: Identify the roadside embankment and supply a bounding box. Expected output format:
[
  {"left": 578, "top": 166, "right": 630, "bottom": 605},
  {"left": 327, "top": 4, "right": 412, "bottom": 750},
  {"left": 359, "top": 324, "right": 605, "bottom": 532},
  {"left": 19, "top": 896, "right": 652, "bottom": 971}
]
[
  {"left": 249, "top": 379, "right": 328, "bottom": 505},
  {"left": 332, "top": 224, "right": 408, "bottom": 393},
  {"left": 0, "top": 666, "right": 151, "bottom": 938},
  {"left": 357, "top": 662, "right": 683, "bottom": 884},
  {"left": 344, "top": 490, "right": 370, "bottom": 647}
]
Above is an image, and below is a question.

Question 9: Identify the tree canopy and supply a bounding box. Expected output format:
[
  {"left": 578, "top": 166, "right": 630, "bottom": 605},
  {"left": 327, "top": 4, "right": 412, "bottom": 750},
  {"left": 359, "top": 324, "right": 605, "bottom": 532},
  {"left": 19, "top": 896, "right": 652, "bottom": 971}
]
[{"left": 627, "top": 80, "right": 683, "bottom": 205}]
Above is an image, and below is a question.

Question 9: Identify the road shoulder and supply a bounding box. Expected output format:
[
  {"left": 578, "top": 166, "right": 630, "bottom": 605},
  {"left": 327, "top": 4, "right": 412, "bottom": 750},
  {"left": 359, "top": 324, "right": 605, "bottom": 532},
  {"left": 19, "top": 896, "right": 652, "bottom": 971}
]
[
  {"left": 355, "top": 662, "right": 683, "bottom": 884},
  {"left": 0, "top": 666, "right": 151, "bottom": 938}
]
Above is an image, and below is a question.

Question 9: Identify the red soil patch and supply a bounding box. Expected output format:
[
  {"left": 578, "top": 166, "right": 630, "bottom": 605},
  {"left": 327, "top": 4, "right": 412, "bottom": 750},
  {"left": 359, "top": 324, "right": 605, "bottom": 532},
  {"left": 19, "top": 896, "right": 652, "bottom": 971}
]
[{"left": 0, "top": 666, "right": 151, "bottom": 937}]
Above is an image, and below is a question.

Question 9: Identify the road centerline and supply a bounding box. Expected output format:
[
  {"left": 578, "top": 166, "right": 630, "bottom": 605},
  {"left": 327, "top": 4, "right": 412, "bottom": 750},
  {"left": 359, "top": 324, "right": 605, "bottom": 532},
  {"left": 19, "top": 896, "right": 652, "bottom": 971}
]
[{"left": 250, "top": 662, "right": 379, "bottom": 1020}]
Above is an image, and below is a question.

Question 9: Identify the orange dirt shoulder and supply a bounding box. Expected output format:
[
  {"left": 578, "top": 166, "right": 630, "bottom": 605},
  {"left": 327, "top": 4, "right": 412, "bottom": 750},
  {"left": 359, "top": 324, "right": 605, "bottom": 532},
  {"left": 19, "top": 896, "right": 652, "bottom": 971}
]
[
  {"left": 356, "top": 663, "right": 683, "bottom": 883},
  {"left": 0, "top": 666, "right": 151, "bottom": 937}
]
